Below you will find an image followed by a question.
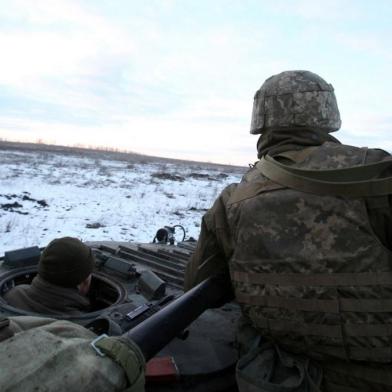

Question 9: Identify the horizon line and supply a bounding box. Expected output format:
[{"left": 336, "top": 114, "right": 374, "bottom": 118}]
[{"left": 0, "top": 138, "right": 248, "bottom": 169}]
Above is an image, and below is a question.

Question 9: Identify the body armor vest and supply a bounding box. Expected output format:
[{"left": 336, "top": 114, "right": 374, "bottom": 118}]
[{"left": 227, "top": 142, "right": 392, "bottom": 362}]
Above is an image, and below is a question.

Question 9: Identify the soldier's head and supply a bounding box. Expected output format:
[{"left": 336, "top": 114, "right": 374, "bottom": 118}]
[
  {"left": 250, "top": 70, "right": 341, "bottom": 135},
  {"left": 38, "top": 237, "right": 95, "bottom": 295}
]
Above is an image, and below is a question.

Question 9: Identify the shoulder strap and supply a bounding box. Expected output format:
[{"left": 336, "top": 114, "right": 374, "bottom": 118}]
[
  {"left": 95, "top": 336, "right": 145, "bottom": 392},
  {"left": 227, "top": 180, "right": 285, "bottom": 205},
  {"left": 257, "top": 154, "right": 392, "bottom": 197}
]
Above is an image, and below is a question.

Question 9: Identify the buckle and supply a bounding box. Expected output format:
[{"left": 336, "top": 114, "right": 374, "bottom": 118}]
[{"left": 90, "top": 334, "right": 108, "bottom": 357}]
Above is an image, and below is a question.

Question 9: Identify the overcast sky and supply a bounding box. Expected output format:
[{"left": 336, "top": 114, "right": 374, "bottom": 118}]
[{"left": 0, "top": 0, "right": 390, "bottom": 165}]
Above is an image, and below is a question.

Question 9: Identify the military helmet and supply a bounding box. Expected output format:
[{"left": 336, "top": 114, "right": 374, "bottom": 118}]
[{"left": 250, "top": 70, "right": 341, "bottom": 134}]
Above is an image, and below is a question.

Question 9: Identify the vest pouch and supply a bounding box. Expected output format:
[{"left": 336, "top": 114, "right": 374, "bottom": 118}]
[{"left": 236, "top": 340, "right": 322, "bottom": 392}]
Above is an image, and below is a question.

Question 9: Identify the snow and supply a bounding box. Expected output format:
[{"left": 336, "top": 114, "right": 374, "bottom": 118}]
[{"left": 0, "top": 147, "right": 245, "bottom": 254}]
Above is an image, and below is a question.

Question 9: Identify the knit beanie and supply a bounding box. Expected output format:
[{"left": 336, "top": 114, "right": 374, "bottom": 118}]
[{"left": 38, "top": 237, "right": 95, "bottom": 288}]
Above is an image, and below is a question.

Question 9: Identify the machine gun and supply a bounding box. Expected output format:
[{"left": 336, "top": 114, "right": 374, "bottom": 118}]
[
  {"left": 127, "top": 274, "right": 233, "bottom": 360},
  {"left": 90, "top": 275, "right": 233, "bottom": 361}
]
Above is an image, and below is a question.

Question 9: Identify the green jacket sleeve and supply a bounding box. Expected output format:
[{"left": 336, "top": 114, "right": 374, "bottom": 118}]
[{"left": 184, "top": 184, "right": 237, "bottom": 291}]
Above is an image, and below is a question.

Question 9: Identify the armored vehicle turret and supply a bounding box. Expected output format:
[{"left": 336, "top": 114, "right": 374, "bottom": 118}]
[{"left": 0, "top": 229, "right": 240, "bottom": 392}]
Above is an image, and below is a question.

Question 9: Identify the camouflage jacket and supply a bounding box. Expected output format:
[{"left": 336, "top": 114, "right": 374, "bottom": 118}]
[
  {"left": 185, "top": 141, "right": 392, "bottom": 367},
  {"left": 0, "top": 317, "right": 145, "bottom": 392},
  {"left": 4, "top": 275, "right": 91, "bottom": 315}
]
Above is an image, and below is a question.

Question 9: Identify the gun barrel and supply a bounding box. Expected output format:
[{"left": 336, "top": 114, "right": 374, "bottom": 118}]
[{"left": 123, "top": 275, "right": 232, "bottom": 360}]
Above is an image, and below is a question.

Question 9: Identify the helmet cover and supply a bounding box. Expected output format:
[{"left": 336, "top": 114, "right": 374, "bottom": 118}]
[{"left": 250, "top": 70, "right": 341, "bottom": 134}]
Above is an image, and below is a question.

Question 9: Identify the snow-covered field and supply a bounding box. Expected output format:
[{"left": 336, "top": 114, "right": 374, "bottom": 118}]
[{"left": 0, "top": 145, "right": 246, "bottom": 254}]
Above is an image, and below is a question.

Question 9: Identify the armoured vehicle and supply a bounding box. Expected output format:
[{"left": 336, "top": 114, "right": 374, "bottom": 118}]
[{"left": 0, "top": 226, "right": 240, "bottom": 392}]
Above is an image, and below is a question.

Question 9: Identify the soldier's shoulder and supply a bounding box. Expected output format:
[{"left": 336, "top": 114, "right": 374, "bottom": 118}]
[
  {"left": 327, "top": 142, "right": 390, "bottom": 161},
  {"left": 2, "top": 284, "right": 31, "bottom": 307},
  {"left": 217, "top": 183, "right": 239, "bottom": 205},
  {"left": 3, "top": 284, "right": 30, "bottom": 298},
  {"left": 311, "top": 142, "right": 391, "bottom": 168},
  {"left": 365, "top": 147, "right": 391, "bottom": 163}
]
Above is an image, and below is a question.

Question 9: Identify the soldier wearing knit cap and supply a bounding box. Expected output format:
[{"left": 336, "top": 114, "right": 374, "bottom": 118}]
[{"left": 4, "top": 237, "right": 95, "bottom": 315}]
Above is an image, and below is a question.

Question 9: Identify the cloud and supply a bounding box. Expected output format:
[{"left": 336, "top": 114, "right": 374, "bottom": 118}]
[
  {"left": 0, "top": 0, "right": 135, "bottom": 96},
  {"left": 270, "top": 0, "right": 362, "bottom": 22},
  {"left": 0, "top": 0, "right": 390, "bottom": 165},
  {"left": 332, "top": 33, "right": 392, "bottom": 66}
]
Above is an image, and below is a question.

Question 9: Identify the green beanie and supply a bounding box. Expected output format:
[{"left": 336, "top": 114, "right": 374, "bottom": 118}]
[{"left": 38, "top": 237, "right": 95, "bottom": 288}]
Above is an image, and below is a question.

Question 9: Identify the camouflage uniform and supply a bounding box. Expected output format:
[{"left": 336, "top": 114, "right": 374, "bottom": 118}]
[
  {"left": 4, "top": 275, "right": 91, "bottom": 315},
  {"left": 185, "top": 71, "right": 392, "bottom": 391},
  {"left": 0, "top": 316, "right": 145, "bottom": 392},
  {"left": 4, "top": 237, "right": 94, "bottom": 315}
]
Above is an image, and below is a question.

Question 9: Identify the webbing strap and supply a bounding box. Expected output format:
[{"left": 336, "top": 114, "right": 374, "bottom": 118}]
[
  {"left": 288, "top": 342, "right": 392, "bottom": 362},
  {"left": 257, "top": 154, "right": 392, "bottom": 197},
  {"left": 323, "top": 361, "right": 392, "bottom": 386},
  {"left": 233, "top": 270, "right": 392, "bottom": 286},
  {"left": 322, "top": 346, "right": 392, "bottom": 362},
  {"left": 340, "top": 298, "right": 392, "bottom": 312},
  {"left": 345, "top": 323, "right": 392, "bottom": 337},
  {"left": 255, "top": 317, "right": 392, "bottom": 338},
  {"left": 227, "top": 180, "right": 285, "bottom": 205},
  {"left": 236, "top": 293, "right": 340, "bottom": 313},
  {"left": 255, "top": 317, "right": 342, "bottom": 337},
  {"left": 267, "top": 151, "right": 392, "bottom": 181},
  {"left": 236, "top": 294, "right": 392, "bottom": 313},
  {"left": 95, "top": 336, "right": 145, "bottom": 392}
]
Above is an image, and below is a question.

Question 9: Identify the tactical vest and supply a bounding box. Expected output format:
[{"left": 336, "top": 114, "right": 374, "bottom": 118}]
[{"left": 227, "top": 142, "right": 392, "bottom": 363}]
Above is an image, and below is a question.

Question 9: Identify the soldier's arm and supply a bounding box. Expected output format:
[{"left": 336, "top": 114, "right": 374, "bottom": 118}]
[{"left": 184, "top": 184, "right": 237, "bottom": 291}]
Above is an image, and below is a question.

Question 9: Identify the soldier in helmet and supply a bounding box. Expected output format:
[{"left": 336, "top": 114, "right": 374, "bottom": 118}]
[
  {"left": 4, "top": 237, "right": 94, "bottom": 315},
  {"left": 185, "top": 70, "right": 392, "bottom": 391}
]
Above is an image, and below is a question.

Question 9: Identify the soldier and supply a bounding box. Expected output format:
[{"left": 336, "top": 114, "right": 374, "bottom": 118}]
[
  {"left": 185, "top": 70, "right": 392, "bottom": 391},
  {"left": 1, "top": 237, "right": 146, "bottom": 391},
  {"left": 0, "top": 316, "right": 145, "bottom": 391},
  {"left": 4, "top": 237, "right": 94, "bottom": 315}
]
